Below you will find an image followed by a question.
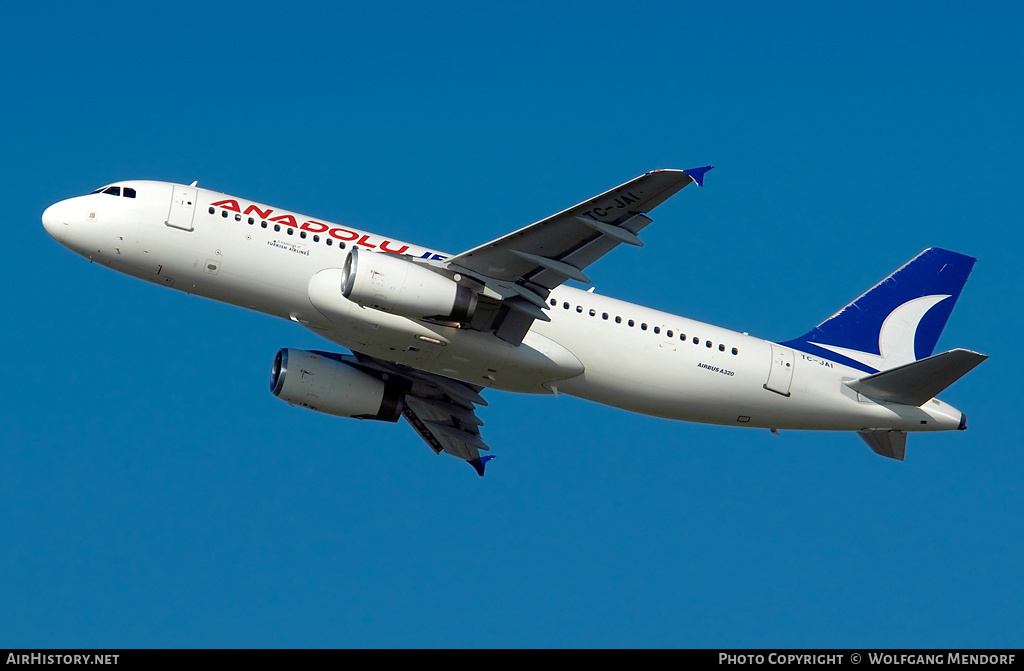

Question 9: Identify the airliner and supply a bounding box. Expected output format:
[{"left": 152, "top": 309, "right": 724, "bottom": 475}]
[{"left": 42, "top": 168, "right": 985, "bottom": 475}]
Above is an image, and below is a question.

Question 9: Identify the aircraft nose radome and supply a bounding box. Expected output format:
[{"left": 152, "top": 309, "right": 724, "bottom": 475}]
[{"left": 42, "top": 202, "right": 65, "bottom": 242}]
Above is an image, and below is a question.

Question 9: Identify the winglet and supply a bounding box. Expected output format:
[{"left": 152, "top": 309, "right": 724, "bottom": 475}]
[
  {"left": 469, "top": 455, "right": 496, "bottom": 477},
  {"left": 684, "top": 165, "right": 714, "bottom": 187}
]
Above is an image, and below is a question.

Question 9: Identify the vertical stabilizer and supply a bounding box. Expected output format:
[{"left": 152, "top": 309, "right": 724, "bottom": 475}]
[{"left": 782, "top": 248, "right": 976, "bottom": 373}]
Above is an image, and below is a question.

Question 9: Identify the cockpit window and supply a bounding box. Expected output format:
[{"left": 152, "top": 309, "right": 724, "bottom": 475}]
[{"left": 90, "top": 185, "right": 137, "bottom": 197}]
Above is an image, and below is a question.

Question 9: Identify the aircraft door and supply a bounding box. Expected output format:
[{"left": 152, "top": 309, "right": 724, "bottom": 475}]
[
  {"left": 166, "top": 185, "right": 197, "bottom": 231},
  {"left": 764, "top": 343, "right": 794, "bottom": 397}
]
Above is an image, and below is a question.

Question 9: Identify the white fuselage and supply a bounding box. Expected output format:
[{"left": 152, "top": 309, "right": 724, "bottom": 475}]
[{"left": 42, "top": 181, "right": 964, "bottom": 433}]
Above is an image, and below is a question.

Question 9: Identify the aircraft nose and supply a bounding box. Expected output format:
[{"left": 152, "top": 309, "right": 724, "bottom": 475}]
[{"left": 42, "top": 201, "right": 68, "bottom": 242}]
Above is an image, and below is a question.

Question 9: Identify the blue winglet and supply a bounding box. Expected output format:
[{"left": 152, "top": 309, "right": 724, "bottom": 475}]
[
  {"left": 683, "top": 165, "right": 714, "bottom": 187},
  {"left": 468, "top": 455, "right": 495, "bottom": 477}
]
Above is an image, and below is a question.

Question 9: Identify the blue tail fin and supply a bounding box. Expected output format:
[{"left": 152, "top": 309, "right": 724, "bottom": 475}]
[{"left": 781, "top": 248, "right": 976, "bottom": 373}]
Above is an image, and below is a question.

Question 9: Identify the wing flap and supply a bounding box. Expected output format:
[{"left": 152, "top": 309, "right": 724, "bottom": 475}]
[
  {"left": 403, "top": 395, "right": 490, "bottom": 468},
  {"left": 350, "top": 353, "right": 495, "bottom": 475},
  {"left": 846, "top": 348, "right": 987, "bottom": 406}
]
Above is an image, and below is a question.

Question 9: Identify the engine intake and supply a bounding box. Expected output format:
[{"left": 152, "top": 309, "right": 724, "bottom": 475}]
[
  {"left": 341, "top": 247, "right": 477, "bottom": 323},
  {"left": 270, "top": 348, "right": 404, "bottom": 421}
]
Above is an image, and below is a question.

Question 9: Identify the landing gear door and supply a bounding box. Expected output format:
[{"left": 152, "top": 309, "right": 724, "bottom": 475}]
[
  {"left": 166, "top": 185, "right": 197, "bottom": 231},
  {"left": 764, "top": 343, "right": 795, "bottom": 397}
]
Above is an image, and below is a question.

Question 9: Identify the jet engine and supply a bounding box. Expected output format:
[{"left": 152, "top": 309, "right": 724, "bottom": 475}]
[
  {"left": 341, "top": 247, "right": 477, "bottom": 323},
  {"left": 269, "top": 348, "right": 405, "bottom": 421}
]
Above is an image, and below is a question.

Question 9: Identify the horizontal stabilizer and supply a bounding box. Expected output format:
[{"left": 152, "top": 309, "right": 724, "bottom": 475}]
[
  {"left": 846, "top": 348, "right": 987, "bottom": 406},
  {"left": 859, "top": 430, "right": 907, "bottom": 461}
]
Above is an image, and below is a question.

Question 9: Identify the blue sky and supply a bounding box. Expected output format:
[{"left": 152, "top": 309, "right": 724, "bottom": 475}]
[{"left": 3, "top": 1, "right": 1022, "bottom": 648}]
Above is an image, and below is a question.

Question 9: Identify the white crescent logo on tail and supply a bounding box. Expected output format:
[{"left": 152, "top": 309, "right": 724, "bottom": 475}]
[{"left": 813, "top": 294, "right": 951, "bottom": 371}]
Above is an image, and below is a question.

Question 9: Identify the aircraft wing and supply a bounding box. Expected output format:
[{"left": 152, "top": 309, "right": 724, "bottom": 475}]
[
  {"left": 445, "top": 167, "right": 711, "bottom": 343},
  {"left": 352, "top": 353, "right": 494, "bottom": 476},
  {"left": 403, "top": 395, "right": 492, "bottom": 475},
  {"left": 447, "top": 167, "right": 710, "bottom": 286}
]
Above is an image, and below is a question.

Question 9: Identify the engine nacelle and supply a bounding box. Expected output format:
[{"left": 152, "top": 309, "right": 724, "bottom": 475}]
[
  {"left": 341, "top": 247, "right": 477, "bottom": 322},
  {"left": 269, "top": 348, "right": 404, "bottom": 422}
]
